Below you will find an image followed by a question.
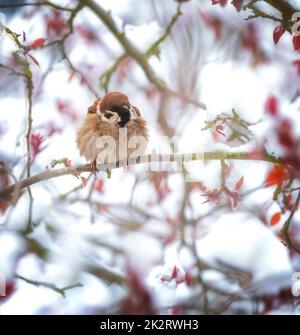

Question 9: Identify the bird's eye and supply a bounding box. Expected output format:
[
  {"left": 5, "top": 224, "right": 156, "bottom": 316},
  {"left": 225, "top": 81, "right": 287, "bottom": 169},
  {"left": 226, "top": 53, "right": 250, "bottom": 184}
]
[{"left": 104, "top": 112, "right": 112, "bottom": 119}]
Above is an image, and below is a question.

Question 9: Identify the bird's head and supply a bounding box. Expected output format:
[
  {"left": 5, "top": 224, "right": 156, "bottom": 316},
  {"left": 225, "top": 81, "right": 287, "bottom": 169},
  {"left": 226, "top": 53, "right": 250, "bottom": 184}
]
[{"left": 97, "top": 92, "right": 138, "bottom": 127}]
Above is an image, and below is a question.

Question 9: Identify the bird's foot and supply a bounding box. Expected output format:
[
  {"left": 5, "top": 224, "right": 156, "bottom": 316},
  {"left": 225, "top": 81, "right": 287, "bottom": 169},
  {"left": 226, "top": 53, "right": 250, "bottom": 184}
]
[{"left": 91, "top": 160, "right": 99, "bottom": 175}]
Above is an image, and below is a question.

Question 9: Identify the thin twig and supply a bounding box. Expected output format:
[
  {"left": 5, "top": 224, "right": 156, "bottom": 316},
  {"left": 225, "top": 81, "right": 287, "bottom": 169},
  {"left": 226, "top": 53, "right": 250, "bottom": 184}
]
[
  {"left": 99, "top": 5, "right": 182, "bottom": 93},
  {"left": 83, "top": 0, "right": 207, "bottom": 110},
  {"left": 60, "top": 43, "right": 99, "bottom": 98},
  {"left": 15, "top": 273, "right": 83, "bottom": 297},
  {"left": 0, "top": 63, "right": 24, "bottom": 76},
  {"left": 3, "top": 24, "right": 34, "bottom": 233},
  {"left": 281, "top": 190, "right": 300, "bottom": 251},
  {"left": 99, "top": 54, "right": 127, "bottom": 93},
  {"left": 0, "top": 1, "right": 73, "bottom": 11},
  {"left": 244, "top": 0, "right": 299, "bottom": 31},
  {"left": 220, "top": 159, "right": 226, "bottom": 190},
  {"left": 145, "top": 4, "right": 182, "bottom": 57}
]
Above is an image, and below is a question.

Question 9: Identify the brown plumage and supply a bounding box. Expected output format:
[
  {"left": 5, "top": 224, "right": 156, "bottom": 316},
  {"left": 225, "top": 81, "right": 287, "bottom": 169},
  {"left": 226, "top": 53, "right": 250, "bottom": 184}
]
[{"left": 76, "top": 92, "right": 148, "bottom": 166}]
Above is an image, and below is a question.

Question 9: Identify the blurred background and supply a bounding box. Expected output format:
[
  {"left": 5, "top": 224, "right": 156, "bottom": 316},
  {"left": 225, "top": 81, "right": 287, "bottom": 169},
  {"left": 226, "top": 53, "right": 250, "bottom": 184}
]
[{"left": 1, "top": 0, "right": 300, "bottom": 314}]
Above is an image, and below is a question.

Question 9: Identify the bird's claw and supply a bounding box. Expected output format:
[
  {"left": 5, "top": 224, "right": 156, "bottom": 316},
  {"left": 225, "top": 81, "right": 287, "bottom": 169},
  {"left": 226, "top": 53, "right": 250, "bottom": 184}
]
[{"left": 91, "top": 160, "right": 98, "bottom": 175}]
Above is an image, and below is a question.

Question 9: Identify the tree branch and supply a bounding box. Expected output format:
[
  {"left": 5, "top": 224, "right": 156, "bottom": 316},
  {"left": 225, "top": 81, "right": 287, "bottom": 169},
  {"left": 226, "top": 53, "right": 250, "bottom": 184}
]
[
  {"left": 145, "top": 4, "right": 182, "bottom": 58},
  {"left": 100, "top": 5, "right": 182, "bottom": 92},
  {"left": 0, "top": 1, "right": 73, "bottom": 11},
  {"left": 3, "top": 24, "right": 35, "bottom": 232},
  {"left": 15, "top": 273, "right": 83, "bottom": 297},
  {"left": 281, "top": 190, "right": 300, "bottom": 251},
  {"left": 82, "top": 0, "right": 206, "bottom": 110},
  {"left": 245, "top": 0, "right": 299, "bottom": 31},
  {"left": 0, "top": 63, "right": 24, "bottom": 77},
  {"left": 263, "top": 0, "right": 296, "bottom": 17},
  {"left": 0, "top": 151, "right": 281, "bottom": 200}
]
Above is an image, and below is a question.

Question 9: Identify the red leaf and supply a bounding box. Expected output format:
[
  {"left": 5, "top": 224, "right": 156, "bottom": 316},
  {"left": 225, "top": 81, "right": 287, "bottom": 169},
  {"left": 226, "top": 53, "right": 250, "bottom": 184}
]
[
  {"left": 224, "top": 188, "right": 240, "bottom": 208},
  {"left": 273, "top": 25, "right": 285, "bottom": 44},
  {"left": 171, "top": 266, "right": 178, "bottom": 279},
  {"left": 184, "top": 272, "right": 193, "bottom": 287},
  {"left": 94, "top": 178, "right": 104, "bottom": 193},
  {"left": 67, "top": 70, "right": 76, "bottom": 83},
  {"left": 160, "top": 274, "right": 171, "bottom": 282},
  {"left": 77, "top": 25, "right": 99, "bottom": 44},
  {"left": 199, "top": 11, "right": 222, "bottom": 40},
  {"left": 46, "top": 11, "right": 68, "bottom": 37},
  {"left": 293, "top": 36, "right": 300, "bottom": 51},
  {"left": 215, "top": 124, "right": 226, "bottom": 137},
  {"left": 265, "top": 95, "right": 279, "bottom": 116},
  {"left": 0, "top": 173, "right": 10, "bottom": 188},
  {"left": 277, "top": 119, "right": 295, "bottom": 149},
  {"left": 27, "top": 54, "right": 40, "bottom": 67},
  {"left": 0, "top": 281, "right": 16, "bottom": 303},
  {"left": 96, "top": 204, "right": 108, "bottom": 213},
  {"left": 283, "top": 193, "right": 293, "bottom": 211},
  {"left": 124, "top": 269, "right": 156, "bottom": 314},
  {"left": 0, "top": 200, "right": 9, "bottom": 214},
  {"left": 231, "top": 0, "right": 243, "bottom": 11},
  {"left": 150, "top": 173, "right": 170, "bottom": 203},
  {"left": 241, "top": 24, "right": 259, "bottom": 54},
  {"left": 270, "top": 212, "right": 281, "bottom": 226},
  {"left": 235, "top": 176, "right": 244, "bottom": 190},
  {"left": 30, "top": 133, "right": 44, "bottom": 160},
  {"left": 212, "top": 0, "right": 227, "bottom": 6},
  {"left": 201, "top": 188, "right": 221, "bottom": 204},
  {"left": 293, "top": 60, "right": 300, "bottom": 76},
  {"left": 265, "top": 165, "right": 288, "bottom": 186},
  {"left": 80, "top": 176, "right": 87, "bottom": 187},
  {"left": 56, "top": 99, "right": 78, "bottom": 122},
  {"left": 29, "top": 38, "right": 46, "bottom": 49}
]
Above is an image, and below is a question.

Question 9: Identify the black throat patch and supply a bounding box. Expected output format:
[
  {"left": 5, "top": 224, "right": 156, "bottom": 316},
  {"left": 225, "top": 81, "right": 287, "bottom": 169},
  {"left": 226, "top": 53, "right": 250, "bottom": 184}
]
[{"left": 111, "top": 106, "right": 131, "bottom": 127}]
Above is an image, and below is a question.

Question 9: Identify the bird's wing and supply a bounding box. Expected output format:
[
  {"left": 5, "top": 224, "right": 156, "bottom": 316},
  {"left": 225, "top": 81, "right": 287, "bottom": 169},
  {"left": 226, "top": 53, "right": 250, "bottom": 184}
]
[
  {"left": 132, "top": 105, "right": 141, "bottom": 117},
  {"left": 87, "top": 98, "right": 101, "bottom": 114}
]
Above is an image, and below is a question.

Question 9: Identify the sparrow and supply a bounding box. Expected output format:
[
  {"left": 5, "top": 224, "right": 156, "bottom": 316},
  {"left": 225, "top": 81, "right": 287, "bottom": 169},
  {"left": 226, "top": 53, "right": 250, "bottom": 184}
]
[{"left": 76, "top": 92, "right": 148, "bottom": 171}]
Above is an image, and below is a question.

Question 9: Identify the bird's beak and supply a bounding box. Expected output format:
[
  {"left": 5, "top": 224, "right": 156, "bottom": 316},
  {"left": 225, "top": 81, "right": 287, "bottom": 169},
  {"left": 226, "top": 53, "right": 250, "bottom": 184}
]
[{"left": 121, "top": 105, "right": 130, "bottom": 113}]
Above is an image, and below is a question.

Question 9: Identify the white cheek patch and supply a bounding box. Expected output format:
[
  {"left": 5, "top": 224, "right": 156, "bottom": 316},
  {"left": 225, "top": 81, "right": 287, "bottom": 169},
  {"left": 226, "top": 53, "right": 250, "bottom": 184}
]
[
  {"left": 96, "top": 100, "right": 101, "bottom": 117},
  {"left": 129, "top": 106, "right": 137, "bottom": 120},
  {"left": 101, "top": 110, "right": 119, "bottom": 124}
]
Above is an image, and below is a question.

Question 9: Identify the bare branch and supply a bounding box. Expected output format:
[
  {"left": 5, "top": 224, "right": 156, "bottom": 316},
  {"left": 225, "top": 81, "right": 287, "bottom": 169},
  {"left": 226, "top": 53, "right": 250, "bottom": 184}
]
[
  {"left": 0, "top": 63, "right": 24, "bottom": 77},
  {"left": 145, "top": 4, "right": 182, "bottom": 58},
  {"left": 60, "top": 43, "right": 99, "bottom": 98},
  {"left": 83, "top": 263, "right": 124, "bottom": 286},
  {"left": 0, "top": 151, "right": 281, "bottom": 200},
  {"left": 244, "top": 0, "right": 299, "bottom": 31},
  {"left": 100, "top": 54, "right": 127, "bottom": 93},
  {"left": 281, "top": 190, "right": 300, "bottom": 252},
  {"left": 0, "top": 1, "right": 73, "bottom": 11},
  {"left": 263, "top": 0, "right": 296, "bottom": 17},
  {"left": 3, "top": 24, "right": 34, "bottom": 232},
  {"left": 83, "top": 0, "right": 207, "bottom": 110},
  {"left": 15, "top": 273, "right": 83, "bottom": 297}
]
